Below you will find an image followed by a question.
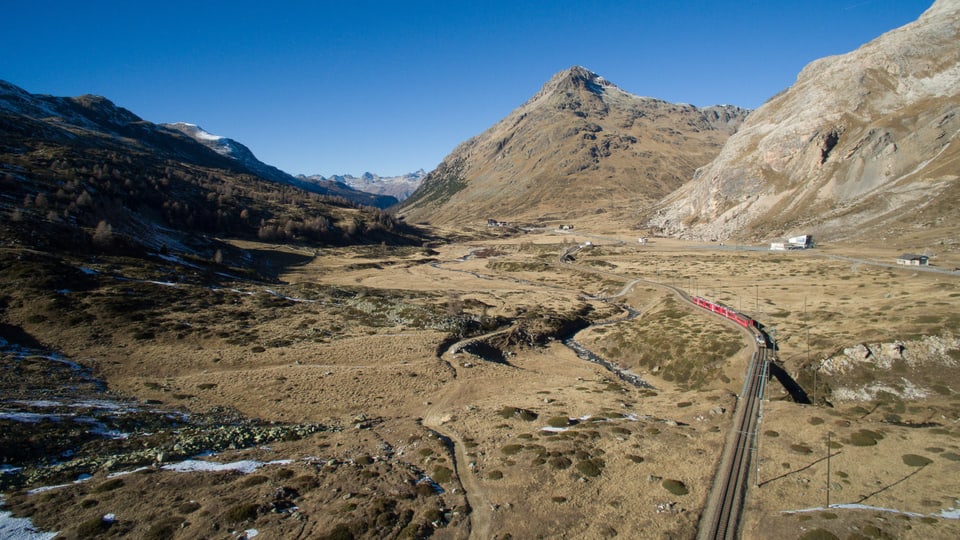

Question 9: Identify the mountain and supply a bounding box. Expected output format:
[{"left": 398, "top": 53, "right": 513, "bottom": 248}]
[
  {"left": 0, "top": 80, "right": 421, "bottom": 256},
  {"left": 648, "top": 0, "right": 960, "bottom": 248},
  {"left": 164, "top": 122, "right": 397, "bottom": 209},
  {"left": 397, "top": 66, "right": 748, "bottom": 227},
  {"left": 297, "top": 170, "right": 426, "bottom": 202}
]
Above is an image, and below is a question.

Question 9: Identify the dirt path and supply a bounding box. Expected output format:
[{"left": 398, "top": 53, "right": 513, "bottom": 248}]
[{"left": 421, "top": 354, "right": 493, "bottom": 540}]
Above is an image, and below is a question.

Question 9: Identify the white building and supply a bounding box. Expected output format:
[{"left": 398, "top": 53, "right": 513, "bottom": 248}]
[
  {"left": 788, "top": 235, "right": 814, "bottom": 248},
  {"left": 897, "top": 254, "right": 929, "bottom": 266}
]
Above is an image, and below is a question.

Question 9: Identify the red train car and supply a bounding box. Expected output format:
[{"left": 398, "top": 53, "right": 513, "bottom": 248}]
[{"left": 691, "top": 296, "right": 754, "bottom": 328}]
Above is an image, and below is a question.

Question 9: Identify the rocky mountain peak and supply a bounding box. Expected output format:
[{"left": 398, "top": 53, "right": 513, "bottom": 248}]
[
  {"left": 399, "top": 66, "right": 748, "bottom": 226},
  {"left": 523, "top": 65, "right": 626, "bottom": 116},
  {"left": 551, "top": 65, "right": 613, "bottom": 94}
]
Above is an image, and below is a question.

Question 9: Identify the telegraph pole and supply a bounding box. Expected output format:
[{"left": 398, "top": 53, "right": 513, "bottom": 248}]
[{"left": 826, "top": 432, "right": 832, "bottom": 508}]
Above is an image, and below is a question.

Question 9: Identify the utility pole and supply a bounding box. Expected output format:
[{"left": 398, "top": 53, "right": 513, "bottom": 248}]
[
  {"left": 810, "top": 328, "right": 815, "bottom": 406},
  {"left": 826, "top": 432, "right": 832, "bottom": 508}
]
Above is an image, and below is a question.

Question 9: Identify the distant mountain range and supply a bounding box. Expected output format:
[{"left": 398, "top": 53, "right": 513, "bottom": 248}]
[
  {"left": 3, "top": 0, "right": 956, "bottom": 253},
  {"left": 297, "top": 170, "right": 426, "bottom": 202},
  {"left": 649, "top": 0, "right": 960, "bottom": 247},
  {"left": 162, "top": 122, "right": 397, "bottom": 209},
  {"left": 397, "top": 66, "right": 749, "bottom": 226}
]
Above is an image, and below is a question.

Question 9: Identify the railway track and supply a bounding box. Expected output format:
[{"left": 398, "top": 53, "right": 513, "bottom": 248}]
[
  {"left": 698, "top": 345, "right": 770, "bottom": 539},
  {"left": 554, "top": 243, "right": 772, "bottom": 538}
]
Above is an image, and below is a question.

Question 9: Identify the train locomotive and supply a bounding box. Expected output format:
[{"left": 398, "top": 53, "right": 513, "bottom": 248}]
[{"left": 691, "top": 296, "right": 756, "bottom": 329}]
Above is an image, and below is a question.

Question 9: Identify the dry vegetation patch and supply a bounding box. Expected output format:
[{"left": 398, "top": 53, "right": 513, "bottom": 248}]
[{"left": 3, "top": 231, "right": 959, "bottom": 538}]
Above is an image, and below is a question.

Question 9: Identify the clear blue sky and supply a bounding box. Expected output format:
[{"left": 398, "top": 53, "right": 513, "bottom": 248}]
[{"left": 1, "top": 0, "right": 933, "bottom": 177}]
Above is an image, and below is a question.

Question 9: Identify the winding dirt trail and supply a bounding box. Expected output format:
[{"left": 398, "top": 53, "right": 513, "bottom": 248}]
[{"left": 421, "top": 353, "right": 493, "bottom": 540}]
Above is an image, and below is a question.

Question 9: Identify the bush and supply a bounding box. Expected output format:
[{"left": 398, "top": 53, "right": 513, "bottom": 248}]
[
  {"left": 791, "top": 444, "right": 813, "bottom": 455},
  {"left": 798, "top": 529, "right": 838, "bottom": 540},
  {"left": 93, "top": 478, "right": 124, "bottom": 492},
  {"left": 501, "top": 444, "right": 523, "bottom": 455},
  {"left": 661, "top": 479, "right": 689, "bottom": 496},
  {"left": 576, "top": 458, "right": 605, "bottom": 478},
  {"left": 224, "top": 502, "right": 259, "bottom": 523},
  {"left": 177, "top": 501, "right": 201, "bottom": 514},
  {"left": 902, "top": 454, "right": 933, "bottom": 467},
  {"left": 849, "top": 429, "right": 883, "bottom": 446},
  {"left": 75, "top": 516, "right": 112, "bottom": 538},
  {"left": 240, "top": 475, "right": 268, "bottom": 487},
  {"left": 431, "top": 465, "right": 453, "bottom": 483}
]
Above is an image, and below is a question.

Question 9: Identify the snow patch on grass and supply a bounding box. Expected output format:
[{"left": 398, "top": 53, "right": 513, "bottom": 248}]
[{"left": 161, "top": 458, "right": 293, "bottom": 474}]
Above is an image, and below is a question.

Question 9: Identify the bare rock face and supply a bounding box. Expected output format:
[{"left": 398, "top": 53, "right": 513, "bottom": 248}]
[
  {"left": 399, "top": 66, "right": 748, "bottom": 227},
  {"left": 650, "top": 0, "right": 960, "bottom": 247},
  {"left": 821, "top": 334, "right": 959, "bottom": 402}
]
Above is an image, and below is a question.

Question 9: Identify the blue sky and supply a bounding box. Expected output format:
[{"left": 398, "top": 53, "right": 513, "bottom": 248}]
[{"left": 2, "top": 1, "right": 933, "bottom": 177}]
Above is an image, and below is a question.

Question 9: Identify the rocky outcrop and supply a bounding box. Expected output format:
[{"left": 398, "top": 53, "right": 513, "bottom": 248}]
[
  {"left": 819, "top": 334, "right": 959, "bottom": 402},
  {"left": 649, "top": 0, "right": 960, "bottom": 246},
  {"left": 820, "top": 335, "right": 959, "bottom": 375}
]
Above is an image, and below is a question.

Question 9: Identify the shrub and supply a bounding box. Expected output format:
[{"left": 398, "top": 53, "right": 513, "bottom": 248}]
[
  {"left": 849, "top": 430, "right": 883, "bottom": 446},
  {"left": 791, "top": 444, "right": 813, "bottom": 455},
  {"left": 501, "top": 444, "right": 524, "bottom": 455},
  {"left": 75, "top": 516, "right": 111, "bottom": 538},
  {"left": 487, "top": 470, "right": 503, "bottom": 480},
  {"left": 431, "top": 465, "right": 453, "bottom": 483},
  {"left": 661, "top": 479, "right": 689, "bottom": 496},
  {"left": 144, "top": 518, "right": 183, "bottom": 540},
  {"left": 224, "top": 502, "right": 259, "bottom": 523},
  {"left": 902, "top": 454, "right": 933, "bottom": 467},
  {"left": 93, "top": 478, "right": 124, "bottom": 492},
  {"left": 178, "top": 501, "right": 201, "bottom": 514},
  {"left": 798, "top": 529, "right": 838, "bottom": 540},
  {"left": 240, "top": 475, "right": 268, "bottom": 487},
  {"left": 576, "top": 458, "right": 605, "bottom": 478}
]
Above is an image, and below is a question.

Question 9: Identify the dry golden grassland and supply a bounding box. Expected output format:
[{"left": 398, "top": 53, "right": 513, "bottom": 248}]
[{"left": 1, "top": 228, "right": 958, "bottom": 539}]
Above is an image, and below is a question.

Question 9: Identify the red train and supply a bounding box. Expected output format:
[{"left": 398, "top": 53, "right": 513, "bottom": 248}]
[{"left": 691, "top": 296, "right": 755, "bottom": 329}]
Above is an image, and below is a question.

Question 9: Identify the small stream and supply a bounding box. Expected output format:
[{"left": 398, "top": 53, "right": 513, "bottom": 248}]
[
  {"left": 561, "top": 303, "right": 655, "bottom": 389},
  {"left": 434, "top": 256, "right": 654, "bottom": 388}
]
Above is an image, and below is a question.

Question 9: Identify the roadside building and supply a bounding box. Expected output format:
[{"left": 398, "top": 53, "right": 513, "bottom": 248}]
[
  {"left": 771, "top": 234, "right": 813, "bottom": 251},
  {"left": 788, "top": 235, "right": 814, "bottom": 249},
  {"left": 897, "top": 254, "right": 929, "bottom": 266}
]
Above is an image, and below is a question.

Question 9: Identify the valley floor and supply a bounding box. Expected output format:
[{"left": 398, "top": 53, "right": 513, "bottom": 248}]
[{"left": 1, "top": 228, "right": 959, "bottom": 539}]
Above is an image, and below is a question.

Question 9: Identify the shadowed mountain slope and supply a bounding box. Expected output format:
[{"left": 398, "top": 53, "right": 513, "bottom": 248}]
[{"left": 0, "top": 81, "right": 422, "bottom": 257}]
